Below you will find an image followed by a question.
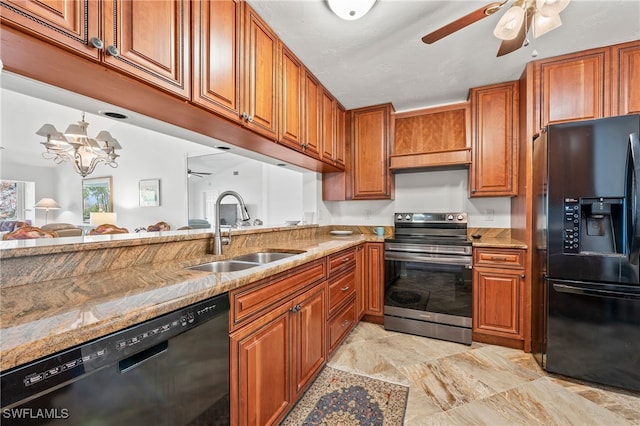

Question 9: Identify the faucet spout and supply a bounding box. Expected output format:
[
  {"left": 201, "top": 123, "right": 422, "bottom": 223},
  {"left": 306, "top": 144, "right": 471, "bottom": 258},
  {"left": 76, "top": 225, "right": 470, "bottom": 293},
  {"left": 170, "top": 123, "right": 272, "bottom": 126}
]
[{"left": 213, "top": 191, "right": 250, "bottom": 255}]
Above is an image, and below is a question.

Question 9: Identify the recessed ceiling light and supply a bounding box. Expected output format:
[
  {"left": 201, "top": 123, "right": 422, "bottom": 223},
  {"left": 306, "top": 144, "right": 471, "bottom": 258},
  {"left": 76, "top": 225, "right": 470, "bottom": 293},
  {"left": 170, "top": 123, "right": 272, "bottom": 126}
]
[
  {"left": 276, "top": 163, "right": 287, "bottom": 167},
  {"left": 215, "top": 146, "right": 231, "bottom": 150},
  {"left": 101, "top": 111, "right": 128, "bottom": 120}
]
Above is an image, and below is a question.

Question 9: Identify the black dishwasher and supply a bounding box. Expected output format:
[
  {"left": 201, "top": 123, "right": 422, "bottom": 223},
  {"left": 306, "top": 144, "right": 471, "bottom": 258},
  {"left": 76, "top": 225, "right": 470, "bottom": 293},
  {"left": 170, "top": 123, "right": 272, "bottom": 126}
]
[{"left": 1, "top": 293, "right": 230, "bottom": 425}]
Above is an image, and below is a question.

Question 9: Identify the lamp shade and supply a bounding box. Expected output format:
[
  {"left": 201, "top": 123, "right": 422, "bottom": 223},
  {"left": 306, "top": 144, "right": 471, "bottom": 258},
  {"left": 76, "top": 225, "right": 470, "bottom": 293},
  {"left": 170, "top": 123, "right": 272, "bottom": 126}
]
[
  {"left": 90, "top": 212, "right": 117, "bottom": 226},
  {"left": 34, "top": 198, "right": 60, "bottom": 210},
  {"left": 533, "top": 11, "right": 562, "bottom": 38},
  {"left": 493, "top": 5, "right": 525, "bottom": 40},
  {"left": 536, "top": 0, "right": 570, "bottom": 17},
  {"left": 327, "top": 0, "right": 376, "bottom": 21}
]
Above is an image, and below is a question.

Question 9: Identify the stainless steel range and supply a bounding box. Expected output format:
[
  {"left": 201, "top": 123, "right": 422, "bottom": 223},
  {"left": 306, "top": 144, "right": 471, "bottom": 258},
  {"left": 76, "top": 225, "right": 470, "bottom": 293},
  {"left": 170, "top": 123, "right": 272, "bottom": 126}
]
[{"left": 384, "top": 212, "right": 473, "bottom": 345}]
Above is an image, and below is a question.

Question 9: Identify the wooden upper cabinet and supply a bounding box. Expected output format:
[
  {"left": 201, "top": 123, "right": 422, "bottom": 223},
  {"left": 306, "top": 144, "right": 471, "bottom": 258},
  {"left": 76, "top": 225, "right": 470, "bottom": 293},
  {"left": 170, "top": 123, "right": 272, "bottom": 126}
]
[
  {"left": 242, "top": 3, "right": 279, "bottom": 140},
  {"left": 321, "top": 89, "right": 337, "bottom": 164},
  {"left": 390, "top": 102, "right": 471, "bottom": 170},
  {"left": 611, "top": 40, "right": 640, "bottom": 116},
  {"left": 335, "top": 104, "right": 346, "bottom": 167},
  {"left": 0, "top": 0, "right": 100, "bottom": 59},
  {"left": 102, "top": 0, "right": 191, "bottom": 98},
  {"left": 469, "top": 81, "right": 518, "bottom": 197},
  {"left": 303, "top": 70, "right": 322, "bottom": 159},
  {"left": 192, "top": 0, "right": 242, "bottom": 122},
  {"left": 351, "top": 103, "right": 395, "bottom": 200},
  {"left": 536, "top": 47, "right": 609, "bottom": 129},
  {"left": 279, "top": 43, "right": 305, "bottom": 149}
]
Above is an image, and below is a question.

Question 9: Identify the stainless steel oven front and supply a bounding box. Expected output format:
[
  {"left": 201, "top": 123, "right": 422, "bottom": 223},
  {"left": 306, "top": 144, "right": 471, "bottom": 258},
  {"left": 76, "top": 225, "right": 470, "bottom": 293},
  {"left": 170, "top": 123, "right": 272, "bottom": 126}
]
[{"left": 383, "top": 213, "right": 473, "bottom": 345}]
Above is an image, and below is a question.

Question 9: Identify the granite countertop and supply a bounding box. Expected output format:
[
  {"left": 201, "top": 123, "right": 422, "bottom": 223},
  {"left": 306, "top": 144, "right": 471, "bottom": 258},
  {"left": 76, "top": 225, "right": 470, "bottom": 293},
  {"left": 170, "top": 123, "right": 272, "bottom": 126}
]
[
  {"left": 468, "top": 228, "right": 527, "bottom": 249},
  {"left": 0, "top": 233, "right": 381, "bottom": 371}
]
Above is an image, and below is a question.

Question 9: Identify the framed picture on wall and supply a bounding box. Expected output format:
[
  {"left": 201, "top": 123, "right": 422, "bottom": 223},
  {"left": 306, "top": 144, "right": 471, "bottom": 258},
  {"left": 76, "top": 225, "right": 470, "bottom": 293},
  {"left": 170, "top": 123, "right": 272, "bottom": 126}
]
[
  {"left": 82, "top": 176, "right": 113, "bottom": 223},
  {"left": 139, "top": 179, "right": 160, "bottom": 207}
]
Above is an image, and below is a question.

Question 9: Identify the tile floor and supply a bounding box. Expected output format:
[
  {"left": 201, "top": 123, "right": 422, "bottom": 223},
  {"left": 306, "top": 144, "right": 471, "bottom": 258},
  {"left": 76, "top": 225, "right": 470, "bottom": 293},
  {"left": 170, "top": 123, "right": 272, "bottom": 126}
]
[{"left": 327, "top": 323, "right": 640, "bottom": 425}]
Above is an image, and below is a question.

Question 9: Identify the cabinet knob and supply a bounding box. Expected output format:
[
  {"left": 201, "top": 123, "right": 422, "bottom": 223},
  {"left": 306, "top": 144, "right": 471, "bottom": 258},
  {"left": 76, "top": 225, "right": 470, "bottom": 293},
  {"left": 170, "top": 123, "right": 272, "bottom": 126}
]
[
  {"left": 89, "top": 37, "right": 104, "bottom": 49},
  {"left": 240, "top": 112, "right": 254, "bottom": 123},
  {"left": 106, "top": 45, "right": 120, "bottom": 57},
  {"left": 521, "top": 274, "right": 526, "bottom": 279},
  {"left": 471, "top": 189, "right": 477, "bottom": 194},
  {"left": 341, "top": 320, "right": 350, "bottom": 328}
]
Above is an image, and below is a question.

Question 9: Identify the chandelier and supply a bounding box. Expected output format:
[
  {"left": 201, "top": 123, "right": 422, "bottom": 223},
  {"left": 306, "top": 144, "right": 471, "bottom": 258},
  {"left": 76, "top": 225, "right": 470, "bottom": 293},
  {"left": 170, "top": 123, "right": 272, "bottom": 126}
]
[
  {"left": 37, "top": 113, "right": 122, "bottom": 177},
  {"left": 493, "top": 0, "right": 570, "bottom": 42}
]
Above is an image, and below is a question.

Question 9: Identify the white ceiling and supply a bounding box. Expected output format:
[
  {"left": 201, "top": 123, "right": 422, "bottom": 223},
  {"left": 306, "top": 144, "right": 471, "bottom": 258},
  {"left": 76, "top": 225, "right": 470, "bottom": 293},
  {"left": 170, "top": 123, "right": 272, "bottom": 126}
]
[{"left": 247, "top": 0, "right": 640, "bottom": 112}]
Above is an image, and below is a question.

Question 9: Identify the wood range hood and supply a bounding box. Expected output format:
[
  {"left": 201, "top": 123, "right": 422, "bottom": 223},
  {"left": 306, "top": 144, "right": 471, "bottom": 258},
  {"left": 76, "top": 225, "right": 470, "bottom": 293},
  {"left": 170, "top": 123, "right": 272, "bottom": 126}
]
[{"left": 389, "top": 102, "right": 471, "bottom": 173}]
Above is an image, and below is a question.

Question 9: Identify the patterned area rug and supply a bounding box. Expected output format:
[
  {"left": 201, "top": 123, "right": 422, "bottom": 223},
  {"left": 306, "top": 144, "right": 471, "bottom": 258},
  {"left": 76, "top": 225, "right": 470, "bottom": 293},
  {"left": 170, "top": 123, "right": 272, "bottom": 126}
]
[{"left": 281, "top": 367, "right": 409, "bottom": 425}]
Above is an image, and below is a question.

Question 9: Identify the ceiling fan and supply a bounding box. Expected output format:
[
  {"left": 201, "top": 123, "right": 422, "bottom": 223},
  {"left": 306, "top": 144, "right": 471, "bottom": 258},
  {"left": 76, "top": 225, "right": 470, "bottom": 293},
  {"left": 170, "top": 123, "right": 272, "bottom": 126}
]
[
  {"left": 422, "top": 0, "right": 571, "bottom": 57},
  {"left": 187, "top": 169, "right": 212, "bottom": 178}
]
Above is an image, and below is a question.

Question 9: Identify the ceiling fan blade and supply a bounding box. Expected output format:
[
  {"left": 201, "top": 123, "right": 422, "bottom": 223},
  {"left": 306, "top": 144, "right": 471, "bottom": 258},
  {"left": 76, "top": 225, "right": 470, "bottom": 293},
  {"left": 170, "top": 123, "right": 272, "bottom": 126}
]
[
  {"left": 496, "top": 5, "right": 534, "bottom": 57},
  {"left": 422, "top": 1, "right": 505, "bottom": 44}
]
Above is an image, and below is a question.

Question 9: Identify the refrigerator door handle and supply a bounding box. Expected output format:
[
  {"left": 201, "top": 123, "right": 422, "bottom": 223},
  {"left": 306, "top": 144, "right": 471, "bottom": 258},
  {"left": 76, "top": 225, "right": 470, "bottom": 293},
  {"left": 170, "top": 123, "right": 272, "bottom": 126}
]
[
  {"left": 627, "top": 132, "right": 640, "bottom": 265},
  {"left": 552, "top": 283, "right": 640, "bottom": 301}
]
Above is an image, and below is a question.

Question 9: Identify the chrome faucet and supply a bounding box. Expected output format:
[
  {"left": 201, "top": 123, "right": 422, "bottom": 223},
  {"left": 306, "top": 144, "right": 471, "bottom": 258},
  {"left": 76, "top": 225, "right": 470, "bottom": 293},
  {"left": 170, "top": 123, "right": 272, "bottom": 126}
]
[{"left": 213, "top": 190, "right": 250, "bottom": 255}]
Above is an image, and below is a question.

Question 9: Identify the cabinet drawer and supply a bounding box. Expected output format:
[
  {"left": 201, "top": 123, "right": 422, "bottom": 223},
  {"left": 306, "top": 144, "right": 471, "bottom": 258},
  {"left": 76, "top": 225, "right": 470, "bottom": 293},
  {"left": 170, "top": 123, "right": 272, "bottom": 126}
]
[
  {"left": 328, "top": 296, "right": 356, "bottom": 354},
  {"left": 230, "top": 259, "right": 326, "bottom": 329},
  {"left": 473, "top": 248, "right": 525, "bottom": 269},
  {"left": 328, "top": 247, "right": 356, "bottom": 277},
  {"left": 328, "top": 268, "right": 356, "bottom": 314}
]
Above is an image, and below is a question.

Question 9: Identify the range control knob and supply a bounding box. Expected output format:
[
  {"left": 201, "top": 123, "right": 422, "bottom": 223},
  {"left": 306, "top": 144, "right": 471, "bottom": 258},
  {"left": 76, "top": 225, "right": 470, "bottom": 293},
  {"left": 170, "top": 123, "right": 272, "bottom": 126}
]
[
  {"left": 405, "top": 214, "right": 411, "bottom": 220},
  {"left": 396, "top": 214, "right": 403, "bottom": 220},
  {"left": 457, "top": 214, "right": 464, "bottom": 221},
  {"left": 447, "top": 214, "right": 454, "bottom": 221}
]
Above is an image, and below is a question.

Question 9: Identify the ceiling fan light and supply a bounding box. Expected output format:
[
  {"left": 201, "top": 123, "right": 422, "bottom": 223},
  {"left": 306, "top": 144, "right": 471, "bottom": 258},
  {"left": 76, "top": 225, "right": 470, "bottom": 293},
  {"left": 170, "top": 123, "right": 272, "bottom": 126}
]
[
  {"left": 327, "top": 0, "right": 376, "bottom": 21},
  {"left": 536, "top": 0, "right": 570, "bottom": 17},
  {"left": 493, "top": 5, "right": 525, "bottom": 40},
  {"left": 533, "top": 11, "right": 562, "bottom": 38}
]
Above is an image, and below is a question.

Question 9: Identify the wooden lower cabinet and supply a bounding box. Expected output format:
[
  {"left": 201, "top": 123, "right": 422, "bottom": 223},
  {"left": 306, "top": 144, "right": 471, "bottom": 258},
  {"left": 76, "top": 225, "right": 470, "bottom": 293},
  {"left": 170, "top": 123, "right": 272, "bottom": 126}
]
[
  {"left": 472, "top": 247, "right": 526, "bottom": 349},
  {"left": 363, "top": 242, "right": 385, "bottom": 323},
  {"left": 230, "top": 281, "right": 326, "bottom": 425}
]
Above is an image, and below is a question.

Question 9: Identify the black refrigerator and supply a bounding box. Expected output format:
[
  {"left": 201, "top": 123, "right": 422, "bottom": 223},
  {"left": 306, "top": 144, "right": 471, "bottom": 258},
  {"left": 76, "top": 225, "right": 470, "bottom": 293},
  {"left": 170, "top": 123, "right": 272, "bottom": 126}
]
[{"left": 534, "top": 114, "right": 640, "bottom": 392}]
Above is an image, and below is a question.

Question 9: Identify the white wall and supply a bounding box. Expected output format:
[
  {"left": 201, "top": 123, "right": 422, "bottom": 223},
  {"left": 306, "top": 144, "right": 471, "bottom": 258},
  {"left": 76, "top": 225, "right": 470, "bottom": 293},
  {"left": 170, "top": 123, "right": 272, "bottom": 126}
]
[{"left": 320, "top": 169, "right": 511, "bottom": 228}]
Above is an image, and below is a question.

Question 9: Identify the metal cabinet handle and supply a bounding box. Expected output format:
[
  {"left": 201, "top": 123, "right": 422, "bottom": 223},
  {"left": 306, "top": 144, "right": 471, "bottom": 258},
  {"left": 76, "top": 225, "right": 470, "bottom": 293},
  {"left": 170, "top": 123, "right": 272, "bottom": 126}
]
[
  {"left": 341, "top": 286, "right": 350, "bottom": 292},
  {"left": 241, "top": 112, "right": 254, "bottom": 123},
  {"left": 290, "top": 304, "right": 301, "bottom": 313},
  {"left": 89, "top": 37, "right": 104, "bottom": 49},
  {"left": 106, "top": 45, "right": 120, "bottom": 57},
  {"left": 341, "top": 320, "right": 350, "bottom": 328},
  {"left": 342, "top": 258, "right": 350, "bottom": 263}
]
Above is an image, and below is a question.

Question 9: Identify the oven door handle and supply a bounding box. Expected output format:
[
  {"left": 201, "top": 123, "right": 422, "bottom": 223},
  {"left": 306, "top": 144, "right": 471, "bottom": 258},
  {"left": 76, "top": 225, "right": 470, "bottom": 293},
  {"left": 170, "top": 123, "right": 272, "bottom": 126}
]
[{"left": 385, "top": 251, "right": 472, "bottom": 267}]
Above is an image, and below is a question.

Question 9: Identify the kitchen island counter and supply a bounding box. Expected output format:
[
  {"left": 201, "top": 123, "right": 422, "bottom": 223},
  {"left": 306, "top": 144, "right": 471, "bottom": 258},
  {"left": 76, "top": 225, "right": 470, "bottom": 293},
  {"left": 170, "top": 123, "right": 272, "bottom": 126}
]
[{"left": 0, "top": 227, "right": 374, "bottom": 371}]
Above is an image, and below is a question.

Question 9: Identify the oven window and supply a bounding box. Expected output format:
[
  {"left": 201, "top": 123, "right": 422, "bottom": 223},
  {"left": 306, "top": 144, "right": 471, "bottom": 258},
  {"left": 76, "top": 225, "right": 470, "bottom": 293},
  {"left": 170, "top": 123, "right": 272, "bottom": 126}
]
[{"left": 385, "top": 261, "right": 472, "bottom": 317}]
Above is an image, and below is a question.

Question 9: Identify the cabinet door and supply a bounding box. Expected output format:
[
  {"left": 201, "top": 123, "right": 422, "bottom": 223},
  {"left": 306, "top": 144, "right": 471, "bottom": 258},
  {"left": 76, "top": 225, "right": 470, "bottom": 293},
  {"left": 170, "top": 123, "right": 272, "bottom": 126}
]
[
  {"left": 279, "top": 43, "right": 304, "bottom": 149},
  {"left": 351, "top": 104, "right": 394, "bottom": 199},
  {"left": 291, "top": 284, "right": 326, "bottom": 399},
  {"left": 473, "top": 269, "right": 523, "bottom": 338},
  {"left": 192, "top": 0, "right": 241, "bottom": 122},
  {"left": 321, "top": 89, "right": 336, "bottom": 164},
  {"left": 611, "top": 40, "right": 640, "bottom": 116},
  {"left": 0, "top": 0, "right": 100, "bottom": 59},
  {"left": 470, "top": 81, "right": 518, "bottom": 197},
  {"left": 303, "top": 70, "right": 322, "bottom": 159},
  {"left": 242, "top": 3, "right": 279, "bottom": 139},
  {"left": 335, "top": 104, "right": 346, "bottom": 167},
  {"left": 537, "top": 49, "right": 609, "bottom": 128},
  {"left": 365, "top": 242, "right": 384, "bottom": 319},
  {"left": 356, "top": 244, "right": 366, "bottom": 319},
  {"left": 102, "top": 0, "right": 190, "bottom": 98},
  {"left": 231, "top": 308, "right": 291, "bottom": 426}
]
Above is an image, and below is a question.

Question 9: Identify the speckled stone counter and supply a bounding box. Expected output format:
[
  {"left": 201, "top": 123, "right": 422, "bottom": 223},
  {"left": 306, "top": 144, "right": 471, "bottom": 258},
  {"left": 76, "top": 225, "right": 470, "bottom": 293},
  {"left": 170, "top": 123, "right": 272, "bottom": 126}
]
[
  {"left": 468, "top": 227, "right": 527, "bottom": 249},
  {"left": 0, "top": 225, "right": 383, "bottom": 371}
]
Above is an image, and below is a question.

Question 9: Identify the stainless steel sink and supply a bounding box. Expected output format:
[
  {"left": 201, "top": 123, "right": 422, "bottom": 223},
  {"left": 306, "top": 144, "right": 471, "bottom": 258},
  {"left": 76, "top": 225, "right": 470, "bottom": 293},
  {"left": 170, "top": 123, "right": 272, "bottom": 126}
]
[
  {"left": 231, "top": 251, "right": 302, "bottom": 264},
  {"left": 186, "top": 250, "right": 305, "bottom": 273},
  {"left": 186, "top": 260, "right": 260, "bottom": 273}
]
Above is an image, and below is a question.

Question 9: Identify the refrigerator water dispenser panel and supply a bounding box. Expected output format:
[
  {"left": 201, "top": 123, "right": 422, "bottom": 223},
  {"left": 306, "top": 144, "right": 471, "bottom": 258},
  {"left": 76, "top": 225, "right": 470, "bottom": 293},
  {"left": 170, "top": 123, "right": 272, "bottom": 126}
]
[{"left": 564, "top": 197, "right": 625, "bottom": 255}]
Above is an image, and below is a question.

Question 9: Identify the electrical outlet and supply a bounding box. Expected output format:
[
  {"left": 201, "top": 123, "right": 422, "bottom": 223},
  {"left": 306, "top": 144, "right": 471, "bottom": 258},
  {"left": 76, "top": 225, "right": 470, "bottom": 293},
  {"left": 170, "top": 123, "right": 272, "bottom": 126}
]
[{"left": 484, "top": 209, "right": 494, "bottom": 221}]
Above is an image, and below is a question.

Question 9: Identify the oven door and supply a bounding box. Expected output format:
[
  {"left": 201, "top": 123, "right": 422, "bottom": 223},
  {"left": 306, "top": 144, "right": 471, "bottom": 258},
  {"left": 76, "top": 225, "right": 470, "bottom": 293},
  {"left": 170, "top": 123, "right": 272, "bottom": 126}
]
[{"left": 384, "top": 248, "right": 472, "bottom": 339}]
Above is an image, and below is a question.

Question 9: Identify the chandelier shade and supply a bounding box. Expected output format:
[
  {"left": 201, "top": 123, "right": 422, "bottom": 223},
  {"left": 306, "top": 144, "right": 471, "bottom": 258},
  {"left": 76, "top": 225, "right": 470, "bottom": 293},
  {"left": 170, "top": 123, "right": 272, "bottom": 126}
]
[{"left": 37, "top": 113, "right": 122, "bottom": 177}]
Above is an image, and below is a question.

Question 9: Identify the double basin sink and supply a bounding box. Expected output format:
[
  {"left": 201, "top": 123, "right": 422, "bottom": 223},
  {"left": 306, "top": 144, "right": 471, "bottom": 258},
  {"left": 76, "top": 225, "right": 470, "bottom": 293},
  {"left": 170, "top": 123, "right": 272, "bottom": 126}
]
[{"left": 187, "top": 250, "right": 305, "bottom": 273}]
